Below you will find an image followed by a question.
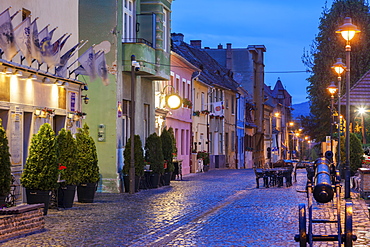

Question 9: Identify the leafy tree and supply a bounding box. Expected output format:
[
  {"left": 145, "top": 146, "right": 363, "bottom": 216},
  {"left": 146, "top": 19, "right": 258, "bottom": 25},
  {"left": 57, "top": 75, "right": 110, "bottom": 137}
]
[
  {"left": 160, "top": 128, "right": 175, "bottom": 173},
  {"left": 303, "top": 0, "right": 370, "bottom": 141},
  {"left": 338, "top": 133, "right": 364, "bottom": 174},
  {"left": 76, "top": 123, "right": 100, "bottom": 183},
  {"left": 21, "top": 123, "right": 58, "bottom": 190},
  {"left": 56, "top": 129, "right": 78, "bottom": 185},
  {"left": 0, "top": 120, "right": 11, "bottom": 196},
  {"left": 144, "top": 133, "right": 164, "bottom": 174},
  {"left": 123, "top": 135, "right": 145, "bottom": 176}
]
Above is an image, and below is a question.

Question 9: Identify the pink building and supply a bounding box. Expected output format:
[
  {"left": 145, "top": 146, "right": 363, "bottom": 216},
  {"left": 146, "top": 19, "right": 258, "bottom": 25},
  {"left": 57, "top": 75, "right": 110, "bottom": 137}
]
[{"left": 162, "top": 52, "right": 198, "bottom": 175}]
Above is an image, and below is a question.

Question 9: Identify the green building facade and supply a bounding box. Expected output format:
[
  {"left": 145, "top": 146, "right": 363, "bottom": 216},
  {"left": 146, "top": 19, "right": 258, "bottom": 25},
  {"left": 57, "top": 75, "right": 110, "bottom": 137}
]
[{"left": 79, "top": 0, "right": 172, "bottom": 192}]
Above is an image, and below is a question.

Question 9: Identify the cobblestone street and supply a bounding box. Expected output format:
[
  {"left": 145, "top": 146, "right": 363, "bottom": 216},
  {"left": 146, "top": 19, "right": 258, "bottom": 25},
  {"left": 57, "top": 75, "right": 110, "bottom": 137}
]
[{"left": 2, "top": 169, "right": 370, "bottom": 247}]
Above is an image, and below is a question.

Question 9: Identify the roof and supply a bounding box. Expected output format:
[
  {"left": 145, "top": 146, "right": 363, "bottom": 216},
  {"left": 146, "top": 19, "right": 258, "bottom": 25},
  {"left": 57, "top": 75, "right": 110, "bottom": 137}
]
[
  {"left": 171, "top": 39, "right": 239, "bottom": 92},
  {"left": 341, "top": 69, "right": 370, "bottom": 106}
]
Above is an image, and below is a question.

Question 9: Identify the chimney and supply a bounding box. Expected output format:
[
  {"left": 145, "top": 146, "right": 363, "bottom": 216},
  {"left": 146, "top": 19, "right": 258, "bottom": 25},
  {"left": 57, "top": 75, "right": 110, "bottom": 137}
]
[
  {"left": 171, "top": 33, "right": 184, "bottom": 45},
  {"left": 218, "top": 44, "right": 223, "bottom": 49},
  {"left": 190, "top": 40, "right": 202, "bottom": 49},
  {"left": 226, "top": 43, "right": 232, "bottom": 69}
]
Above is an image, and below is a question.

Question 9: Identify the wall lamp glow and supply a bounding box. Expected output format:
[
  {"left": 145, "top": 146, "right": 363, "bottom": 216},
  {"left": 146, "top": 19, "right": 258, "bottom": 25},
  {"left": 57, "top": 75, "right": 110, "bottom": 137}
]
[
  {"left": 162, "top": 85, "right": 182, "bottom": 110},
  {"left": 34, "top": 109, "right": 41, "bottom": 116}
]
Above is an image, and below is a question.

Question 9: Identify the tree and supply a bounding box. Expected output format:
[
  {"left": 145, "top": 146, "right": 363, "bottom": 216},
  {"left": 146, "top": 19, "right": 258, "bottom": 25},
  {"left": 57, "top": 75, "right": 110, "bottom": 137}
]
[
  {"left": 0, "top": 120, "right": 11, "bottom": 196},
  {"left": 56, "top": 129, "right": 78, "bottom": 185},
  {"left": 76, "top": 123, "right": 100, "bottom": 183},
  {"left": 123, "top": 135, "right": 144, "bottom": 176},
  {"left": 303, "top": 0, "right": 370, "bottom": 141},
  {"left": 339, "top": 133, "right": 364, "bottom": 174},
  {"left": 20, "top": 123, "right": 58, "bottom": 191},
  {"left": 144, "top": 133, "right": 164, "bottom": 174},
  {"left": 160, "top": 128, "right": 175, "bottom": 173}
]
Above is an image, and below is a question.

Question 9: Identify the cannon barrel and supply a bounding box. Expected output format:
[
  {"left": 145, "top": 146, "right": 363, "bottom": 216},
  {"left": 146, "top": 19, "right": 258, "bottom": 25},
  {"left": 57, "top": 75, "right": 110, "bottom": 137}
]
[{"left": 313, "top": 158, "right": 334, "bottom": 203}]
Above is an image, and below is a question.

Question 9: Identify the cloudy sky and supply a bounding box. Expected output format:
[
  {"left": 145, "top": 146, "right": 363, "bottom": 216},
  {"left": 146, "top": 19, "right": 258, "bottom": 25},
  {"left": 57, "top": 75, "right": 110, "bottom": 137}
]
[{"left": 171, "top": 0, "right": 336, "bottom": 104}]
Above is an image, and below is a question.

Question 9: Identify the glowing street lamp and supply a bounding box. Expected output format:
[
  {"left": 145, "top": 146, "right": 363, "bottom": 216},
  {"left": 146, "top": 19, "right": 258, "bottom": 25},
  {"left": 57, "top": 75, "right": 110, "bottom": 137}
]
[
  {"left": 165, "top": 93, "right": 182, "bottom": 110},
  {"left": 336, "top": 17, "right": 361, "bottom": 198},
  {"left": 327, "top": 81, "right": 338, "bottom": 152},
  {"left": 332, "top": 58, "right": 346, "bottom": 169}
]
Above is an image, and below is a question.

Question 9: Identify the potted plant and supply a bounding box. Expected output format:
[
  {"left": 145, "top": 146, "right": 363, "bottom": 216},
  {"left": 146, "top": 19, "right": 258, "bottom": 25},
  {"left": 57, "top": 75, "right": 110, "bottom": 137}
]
[
  {"left": 0, "top": 120, "right": 11, "bottom": 208},
  {"left": 160, "top": 128, "right": 175, "bottom": 185},
  {"left": 144, "top": 133, "right": 164, "bottom": 188},
  {"left": 122, "top": 135, "right": 144, "bottom": 192},
  {"left": 20, "top": 123, "right": 58, "bottom": 215},
  {"left": 76, "top": 123, "right": 100, "bottom": 203},
  {"left": 56, "top": 129, "right": 78, "bottom": 208},
  {"left": 197, "top": 151, "right": 210, "bottom": 172}
]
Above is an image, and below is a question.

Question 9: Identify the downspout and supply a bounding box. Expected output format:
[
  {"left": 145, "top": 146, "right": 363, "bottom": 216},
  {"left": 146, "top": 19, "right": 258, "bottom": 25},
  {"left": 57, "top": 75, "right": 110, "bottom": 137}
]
[
  {"left": 235, "top": 92, "right": 240, "bottom": 169},
  {"left": 191, "top": 71, "right": 201, "bottom": 172}
]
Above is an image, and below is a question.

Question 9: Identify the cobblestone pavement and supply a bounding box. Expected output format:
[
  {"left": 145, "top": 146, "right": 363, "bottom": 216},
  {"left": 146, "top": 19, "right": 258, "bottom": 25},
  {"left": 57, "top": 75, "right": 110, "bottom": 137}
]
[{"left": 1, "top": 169, "right": 370, "bottom": 247}]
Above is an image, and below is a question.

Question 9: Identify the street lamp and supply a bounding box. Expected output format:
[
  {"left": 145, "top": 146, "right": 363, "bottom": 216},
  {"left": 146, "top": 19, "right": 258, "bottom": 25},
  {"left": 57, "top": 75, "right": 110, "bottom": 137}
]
[
  {"left": 358, "top": 107, "right": 367, "bottom": 144},
  {"left": 327, "top": 81, "right": 338, "bottom": 152},
  {"left": 336, "top": 17, "right": 361, "bottom": 198},
  {"left": 332, "top": 58, "right": 346, "bottom": 169}
]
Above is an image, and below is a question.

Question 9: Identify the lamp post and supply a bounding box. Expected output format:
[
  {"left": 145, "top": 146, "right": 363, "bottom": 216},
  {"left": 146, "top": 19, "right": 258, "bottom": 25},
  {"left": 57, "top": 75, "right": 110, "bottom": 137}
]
[
  {"left": 129, "top": 55, "right": 137, "bottom": 194},
  {"left": 336, "top": 17, "right": 361, "bottom": 198},
  {"left": 332, "top": 58, "right": 346, "bottom": 169},
  {"left": 327, "top": 81, "right": 338, "bottom": 152},
  {"left": 289, "top": 122, "right": 294, "bottom": 159}
]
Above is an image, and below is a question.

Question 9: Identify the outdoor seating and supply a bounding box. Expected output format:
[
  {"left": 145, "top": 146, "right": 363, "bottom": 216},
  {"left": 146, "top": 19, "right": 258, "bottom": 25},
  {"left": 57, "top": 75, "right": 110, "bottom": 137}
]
[{"left": 254, "top": 165, "right": 294, "bottom": 188}]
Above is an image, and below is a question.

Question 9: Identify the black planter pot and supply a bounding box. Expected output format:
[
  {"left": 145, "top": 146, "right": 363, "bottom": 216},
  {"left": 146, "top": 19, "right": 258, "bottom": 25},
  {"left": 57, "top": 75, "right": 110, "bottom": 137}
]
[
  {"left": 123, "top": 175, "right": 140, "bottom": 193},
  {"left": 77, "top": 183, "right": 97, "bottom": 203},
  {"left": 0, "top": 195, "right": 6, "bottom": 208},
  {"left": 163, "top": 172, "right": 172, "bottom": 186},
  {"left": 26, "top": 189, "right": 52, "bottom": 215},
  {"left": 58, "top": 185, "right": 76, "bottom": 208},
  {"left": 203, "top": 165, "right": 210, "bottom": 172},
  {"left": 150, "top": 173, "right": 160, "bottom": 188}
]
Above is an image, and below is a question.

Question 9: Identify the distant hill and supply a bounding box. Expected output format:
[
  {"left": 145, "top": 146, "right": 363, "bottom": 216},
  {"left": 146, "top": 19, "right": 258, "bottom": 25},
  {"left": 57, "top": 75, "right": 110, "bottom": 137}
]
[{"left": 292, "top": 101, "right": 310, "bottom": 119}]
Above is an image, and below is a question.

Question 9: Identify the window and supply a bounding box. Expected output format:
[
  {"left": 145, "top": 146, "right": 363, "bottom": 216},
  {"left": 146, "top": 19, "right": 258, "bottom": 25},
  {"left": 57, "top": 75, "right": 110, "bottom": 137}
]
[
  {"left": 209, "top": 132, "right": 213, "bottom": 154},
  {"left": 186, "top": 130, "right": 189, "bottom": 155},
  {"left": 181, "top": 129, "right": 185, "bottom": 155},
  {"left": 201, "top": 93, "right": 205, "bottom": 111},
  {"left": 231, "top": 95, "right": 235, "bottom": 114},
  {"left": 231, "top": 131, "right": 235, "bottom": 151},
  {"left": 225, "top": 132, "right": 229, "bottom": 152},
  {"left": 123, "top": 0, "right": 134, "bottom": 42},
  {"left": 219, "top": 133, "right": 223, "bottom": 154},
  {"left": 182, "top": 79, "right": 186, "bottom": 99},
  {"left": 187, "top": 83, "right": 191, "bottom": 99},
  {"left": 176, "top": 76, "right": 180, "bottom": 93}
]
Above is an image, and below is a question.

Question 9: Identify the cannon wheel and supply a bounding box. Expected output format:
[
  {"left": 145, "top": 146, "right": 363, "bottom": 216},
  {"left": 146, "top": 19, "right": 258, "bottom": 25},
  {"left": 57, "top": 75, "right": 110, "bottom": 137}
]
[
  {"left": 344, "top": 202, "right": 353, "bottom": 247},
  {"left": 298, "top": 203, "right": 307, "bottom": 247}
]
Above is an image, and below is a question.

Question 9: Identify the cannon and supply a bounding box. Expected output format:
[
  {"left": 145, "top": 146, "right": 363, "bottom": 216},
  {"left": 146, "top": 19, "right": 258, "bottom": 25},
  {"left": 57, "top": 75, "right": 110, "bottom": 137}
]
[{"left": 294, "top": 153, "right": 357, "bottom": 247}]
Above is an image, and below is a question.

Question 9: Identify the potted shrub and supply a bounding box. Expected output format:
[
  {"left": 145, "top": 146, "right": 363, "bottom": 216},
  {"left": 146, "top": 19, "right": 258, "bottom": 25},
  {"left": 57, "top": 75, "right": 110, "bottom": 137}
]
[
  {"left": 56, "top": 128, "right": 78, "bottom": 208},
  {"left": 145, "top": 133, "right": 164, "bottom": 188},
  {"left": 76, "top": 123, "right": 100, "bottom": 203},
  {"left": 160, "top": 128, "right": 175, "bottom": 185},
  {"left": 0, "top": 120, "right": 11, "bottom": 207},
  {"left": 122, "top": 135, "right": 144, "bottom": 192},
  {"left": 20, "top": 123, "right": 58, "bottom": 215},
  {"left": 197, "top": 151, "right": 210, "bottom": 172}
]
